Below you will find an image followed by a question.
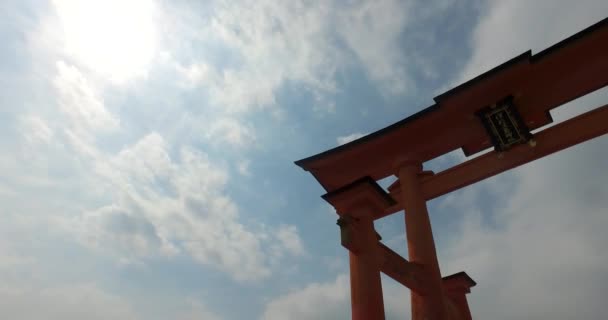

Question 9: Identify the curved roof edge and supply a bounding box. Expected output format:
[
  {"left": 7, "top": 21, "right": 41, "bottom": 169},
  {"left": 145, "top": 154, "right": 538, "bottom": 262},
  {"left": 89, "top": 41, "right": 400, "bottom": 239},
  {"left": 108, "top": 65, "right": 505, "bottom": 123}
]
[{"left": 295, "top": 16, "right": 608, "bottom": 171}]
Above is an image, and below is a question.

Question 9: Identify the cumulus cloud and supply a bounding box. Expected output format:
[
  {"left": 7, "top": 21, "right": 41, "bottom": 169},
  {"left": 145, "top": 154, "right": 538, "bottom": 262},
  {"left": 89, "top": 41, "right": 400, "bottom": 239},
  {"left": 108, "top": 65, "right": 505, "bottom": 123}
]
[
  {"left": 262, "top": 274, "right": 350, "bottom": 320},
  {"left": 276, "top": 225, "right": 306, "bottom": 257},
  {"left": 174, "top": 299, "right": 223, "bottom": 320},
  {"left": 0, "top": 261, "right": 222, "bottom": 320},
  {"left": 236, "top": 159, "right": 251, "bottom": 176},
  {"left": 54, "top": 61, "right": 119, "bottom": 135},
  {"left": 0, "top": 284, "right": 140, "bottom": 320},
  {"left": 164, "top": 0, "right": 426, "bottom": 115},
  {"left": 71, "top": 130, "right": 303, "bottom": 282},
  {"left": 0, "top": 219, "right": 220, "bottom": 320},
  {"left": 76, "top": 204, "right": 165, "bottom": 258},
  {"left": 206, "top": 117, "right": 257, "bottom": 148},
  {"left": 336, "top": 0, "right": 412, "bottom": 95},
  {"left": 262, "top": 274, "right": 409, "bottom": 320},
  {"left": 175, "top": 62, "right": 217, "bottom": 89},
  {"left": 19, "top": 115, "right": 54, "bottom": 144},
  {"left": 205, "top": 0, "right": 341, "bottom": 112},
  {"left": 30, "top": 62, "right": 305, "bottom": 282},
  {"left": 28, "top": 36, "right": 298, "bottom": 284}
]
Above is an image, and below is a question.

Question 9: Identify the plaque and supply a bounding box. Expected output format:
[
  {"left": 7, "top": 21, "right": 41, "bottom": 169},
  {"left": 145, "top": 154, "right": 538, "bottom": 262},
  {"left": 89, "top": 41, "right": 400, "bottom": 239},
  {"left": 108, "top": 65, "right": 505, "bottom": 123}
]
[{"left": 477, "top": 96, "right": 532, "bottom": 151}]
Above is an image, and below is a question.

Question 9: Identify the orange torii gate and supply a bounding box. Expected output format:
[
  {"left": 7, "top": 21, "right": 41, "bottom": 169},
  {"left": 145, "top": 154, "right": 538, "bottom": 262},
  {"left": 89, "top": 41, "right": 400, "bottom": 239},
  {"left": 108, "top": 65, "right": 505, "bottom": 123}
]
[{"left": 295, "top": 17, "right": 608, "bottom": 320}]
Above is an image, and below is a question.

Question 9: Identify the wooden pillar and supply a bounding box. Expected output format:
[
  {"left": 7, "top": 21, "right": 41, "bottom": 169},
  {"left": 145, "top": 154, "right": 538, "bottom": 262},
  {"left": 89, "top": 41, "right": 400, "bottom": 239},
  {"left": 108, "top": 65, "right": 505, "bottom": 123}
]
[
  {"left": 443, "top": 272, "right": 476, "bottom": 320},
  {"left": 448, "top": 294, "right": 472, "bottom": 320},
  {"left": 347, "top": 214, "right": 385, "bottom": 320},
  {"left": 397, "top": 161, "right": 447, "bottom": 320},
  {"left": 325, "top": 178, "right": 393, "bottom": 320}
]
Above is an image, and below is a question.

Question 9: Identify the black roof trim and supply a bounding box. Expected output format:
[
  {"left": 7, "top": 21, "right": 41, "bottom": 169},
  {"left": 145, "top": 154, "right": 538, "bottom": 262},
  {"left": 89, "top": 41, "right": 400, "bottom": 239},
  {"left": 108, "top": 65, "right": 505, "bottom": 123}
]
[
  {"left": 442, "top": 271, "right": 477, "bottom": 287},
  {"left": 295, "top": 104, "right": 440, "bottom": 168},
  {"left": 433, "top": 51, "right": 531, "bottom": 103},
  {"left": 532, "top": 16, "right": 608, "bottom": 62}
]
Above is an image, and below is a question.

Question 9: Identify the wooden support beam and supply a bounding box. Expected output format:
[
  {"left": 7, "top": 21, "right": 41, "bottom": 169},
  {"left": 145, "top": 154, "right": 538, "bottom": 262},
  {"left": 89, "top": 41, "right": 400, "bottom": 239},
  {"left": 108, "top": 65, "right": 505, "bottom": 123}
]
[
  {"left": 377, "top": 242, "right": 427, "bottom": 294},
  {"left": 382, "top": 103, "right": 608, "bottom": 218}
]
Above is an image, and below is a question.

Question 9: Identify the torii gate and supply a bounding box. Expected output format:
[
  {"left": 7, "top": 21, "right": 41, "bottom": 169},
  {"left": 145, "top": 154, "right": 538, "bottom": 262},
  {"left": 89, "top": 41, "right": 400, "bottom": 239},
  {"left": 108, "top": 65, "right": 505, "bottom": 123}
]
[{"left": 295, "top": 17, "right": 608, "bottom": 320}]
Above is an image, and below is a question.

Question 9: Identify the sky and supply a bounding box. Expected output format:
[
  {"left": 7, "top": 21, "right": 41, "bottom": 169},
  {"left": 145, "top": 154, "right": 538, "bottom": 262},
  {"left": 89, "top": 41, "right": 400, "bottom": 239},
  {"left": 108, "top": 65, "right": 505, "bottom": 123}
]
[{"left": 0, "top": 0, "right": 607, "bottom": 319}]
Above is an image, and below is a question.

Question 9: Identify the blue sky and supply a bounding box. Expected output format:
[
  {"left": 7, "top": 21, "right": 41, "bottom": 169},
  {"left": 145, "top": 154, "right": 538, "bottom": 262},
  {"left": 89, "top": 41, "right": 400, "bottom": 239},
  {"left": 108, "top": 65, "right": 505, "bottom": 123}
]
[{"left": 1, "top": 1, "right": 607, "bottom": 319}]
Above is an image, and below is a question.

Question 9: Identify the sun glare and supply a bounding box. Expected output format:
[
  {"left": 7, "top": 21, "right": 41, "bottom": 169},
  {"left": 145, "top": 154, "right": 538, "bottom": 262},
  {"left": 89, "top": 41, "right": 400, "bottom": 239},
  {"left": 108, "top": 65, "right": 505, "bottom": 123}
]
[{"left": 54, "top": 0, "right": 157, "bottom": 83}]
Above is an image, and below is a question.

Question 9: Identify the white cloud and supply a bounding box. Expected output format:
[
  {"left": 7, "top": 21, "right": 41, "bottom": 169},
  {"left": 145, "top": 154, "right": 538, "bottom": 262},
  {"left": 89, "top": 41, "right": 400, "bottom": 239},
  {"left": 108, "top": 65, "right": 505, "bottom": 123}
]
[
  {"left": 174, "top": 299, "right": 223, "bottom": 320},
  {"left": 205, "top": 0, "right": 339, "bottom": 113},
  {"left": 0, "top": 284, "right": 139, "bottom": 320},
  {"left": 336, "top": 0, "right": 412, "bottom": 95},
  {"left": 175, "top": 62, "right": 217, "bottom": 89},
  {"left": 337, "top": 132, "right": 368, "bottom": 145},
  {"left": 262, "top": 274, "right": 409, "bottom": 320},
  {"left": 237, "top": 159, "right": 251, "bottom": 176},
  {"left": 0, "top": 241, "right": 35, "bottom": 272},
  {"left": 0, "top": 237, "right": 221, "bottom": 320},
  {"left": 105, "top": 132, "right": 175, "bottom": 187},
  {"left": 0, "top": 216, "right": 220, "bottom": 320},
  {"left": 59, "top": 129, "right": 304, "bottom": 282},
  {"left": 54, "top": 61, "right": 119, "bottom": 136},
  {"left": 165, "top": 0, "right": 421, "bottom": 115},
  {"left": 75, "top": 204, "right": 165, "bottom": 259},
  {"left": 74, "top": 132, "right": 265, "bottom": 281},
  {"left": 262, "top": 274, "right": 350, "bottom": 320},
  {"left": 276, "top": 225, "right": 305, "bottom": 257},
  {"left": 8, "top": 62, "right": 306, "bottom": 283},
  {"left": 19, "top": 115, "right": 54, "bottom": 144},
  {"left": 206, "top": 117, "right": 257, "bottom": 148}
]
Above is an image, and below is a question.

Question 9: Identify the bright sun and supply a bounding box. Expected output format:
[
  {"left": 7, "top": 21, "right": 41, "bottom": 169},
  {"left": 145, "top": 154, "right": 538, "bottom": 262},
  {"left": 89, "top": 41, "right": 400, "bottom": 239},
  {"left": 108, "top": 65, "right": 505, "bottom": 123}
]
[{"left": 54, "top": 0, "right": 157, "bottom": 82}]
